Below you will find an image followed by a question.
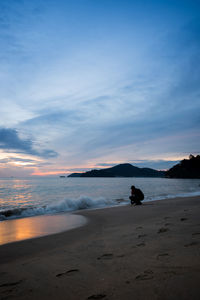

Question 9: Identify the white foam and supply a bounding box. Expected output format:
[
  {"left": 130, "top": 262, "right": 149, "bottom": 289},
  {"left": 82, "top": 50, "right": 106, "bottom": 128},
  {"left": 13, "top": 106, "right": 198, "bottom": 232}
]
[
  {"left": 1, "top": 196, "right": 118, "bottom": 220},
  {"left": 1, "top": 190, "right": 200, "bottom": 221}
]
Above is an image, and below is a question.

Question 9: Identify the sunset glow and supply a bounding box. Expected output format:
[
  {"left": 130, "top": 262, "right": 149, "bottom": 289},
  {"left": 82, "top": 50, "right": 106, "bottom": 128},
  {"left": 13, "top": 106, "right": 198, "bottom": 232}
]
[{"left": 0, "top": 0, "right": 199, "bottom": 177}]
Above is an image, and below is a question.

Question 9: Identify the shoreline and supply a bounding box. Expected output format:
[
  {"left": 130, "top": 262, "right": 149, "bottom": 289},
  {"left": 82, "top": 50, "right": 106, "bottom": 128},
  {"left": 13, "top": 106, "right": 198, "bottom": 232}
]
[
  {"left": 1, "top": 189, "right": 200, "bottom": 222},
  {"left": 0, "top": 195, "right": 200, "bottom": 247},
  {"left": 0, "top": 196, "right": 200, "bottom": 299}
]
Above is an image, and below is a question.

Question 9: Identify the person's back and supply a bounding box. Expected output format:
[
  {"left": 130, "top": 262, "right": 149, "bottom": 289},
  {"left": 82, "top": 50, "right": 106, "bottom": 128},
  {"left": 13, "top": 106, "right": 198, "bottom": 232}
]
[
  {"left": 129, "top": 185, "right": 144, "bottom": 205},
  {"left": 135, "top": 188, "right": 144, "bottom": 201}
]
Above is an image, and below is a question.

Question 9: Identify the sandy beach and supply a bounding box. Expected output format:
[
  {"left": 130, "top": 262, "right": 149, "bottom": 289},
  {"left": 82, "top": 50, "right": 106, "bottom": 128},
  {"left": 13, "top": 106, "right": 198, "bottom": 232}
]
[{"left": 0, "top": 196, "right": 200, "bottom": 300}]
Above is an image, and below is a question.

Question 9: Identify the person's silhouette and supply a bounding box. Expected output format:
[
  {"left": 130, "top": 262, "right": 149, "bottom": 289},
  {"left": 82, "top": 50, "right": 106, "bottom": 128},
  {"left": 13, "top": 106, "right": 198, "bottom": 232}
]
[{"left": 129, "top": 185, "right": 144, "bottom": 205}]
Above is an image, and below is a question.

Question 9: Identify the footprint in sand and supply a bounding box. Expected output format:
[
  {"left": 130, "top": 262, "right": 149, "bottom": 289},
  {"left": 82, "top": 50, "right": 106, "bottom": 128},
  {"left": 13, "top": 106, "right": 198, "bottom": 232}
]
[
  {"left": 0, "top": 280, "right": 23, "bottom": 288},
  {"left": 56, "top": 269, "right": 79, "bottom": 277},
  {"left": 184, "top": 241, "right": 198, "bottom": 247},
  {"left": 158, "top": 228, "right": 169, "bottom": 233},
  {"left": 157, "top": 253, "right": 169, "bottom": 260},
  {"left": 165, "top": 223, "right": 172, "bottom": 226},
  {"left": 135, "top": 270, "right": 154, "bottom": 281},
  {"left": 137, "top": 242, "right": 146, "bottom": 247},
  {"left": 180, "top": 218, "right": 188, "bottom": 221},
  {"left": 97, "top": 253, "right": 113, "bottom": 260},
  {"left": 138, "top": 234, "right": 147, "bottom": 238},
  {"left": 87, "top": 294, "right": 106, "bottom": 299}
]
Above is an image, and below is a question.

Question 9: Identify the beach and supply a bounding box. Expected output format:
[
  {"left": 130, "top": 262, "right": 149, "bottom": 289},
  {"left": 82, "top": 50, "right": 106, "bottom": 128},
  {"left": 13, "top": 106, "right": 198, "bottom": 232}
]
[{"left": 0, "top": 196, "right": 200, "bottom": 300}]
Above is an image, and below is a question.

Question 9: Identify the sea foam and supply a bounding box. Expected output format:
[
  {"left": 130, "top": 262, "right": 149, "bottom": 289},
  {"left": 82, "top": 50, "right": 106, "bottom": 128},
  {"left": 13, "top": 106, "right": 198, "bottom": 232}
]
[{"left": 0, "top": 195, "right": 121, "bottom": 221}]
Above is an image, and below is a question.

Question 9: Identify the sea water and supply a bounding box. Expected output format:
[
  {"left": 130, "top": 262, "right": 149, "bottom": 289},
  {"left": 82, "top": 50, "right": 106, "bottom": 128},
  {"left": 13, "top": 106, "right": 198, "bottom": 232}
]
[{"left": 0, "top": 177, "right": 200, "bottom": 221}]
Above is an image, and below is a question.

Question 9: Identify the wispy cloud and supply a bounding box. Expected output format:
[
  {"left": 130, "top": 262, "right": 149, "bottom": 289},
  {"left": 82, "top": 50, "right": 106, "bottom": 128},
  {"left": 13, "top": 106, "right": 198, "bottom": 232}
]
[
  {"left": 129, "top": 160, "right": 180, "bottom": 170},
  {"left": 0, "top": 157, "right": 36, "bottom": 164},
  {"left": 0, "top": 128, "right": 58, "bottom": 158},
  {"left": 95, "top": 163, "right": 117, "bottom": 167},
  {"left": 0, "top": 1, "right": 200, "bottom": 175}
]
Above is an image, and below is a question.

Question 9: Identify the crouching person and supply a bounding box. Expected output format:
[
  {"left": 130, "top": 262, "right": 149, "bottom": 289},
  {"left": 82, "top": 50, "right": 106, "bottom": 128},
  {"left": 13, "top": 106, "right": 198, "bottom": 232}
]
[{"left": 129, "top": 185, "right": 144, "bottom": 205}]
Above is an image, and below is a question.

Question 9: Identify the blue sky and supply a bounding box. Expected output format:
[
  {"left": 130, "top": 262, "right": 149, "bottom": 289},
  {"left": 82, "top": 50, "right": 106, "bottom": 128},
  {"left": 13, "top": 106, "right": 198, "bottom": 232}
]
[{"left": 0, "top": 0, "right": 200, "bottom": 176}]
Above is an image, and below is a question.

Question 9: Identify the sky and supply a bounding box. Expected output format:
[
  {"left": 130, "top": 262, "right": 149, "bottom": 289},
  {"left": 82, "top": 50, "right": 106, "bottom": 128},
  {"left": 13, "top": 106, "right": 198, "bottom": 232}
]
[{"left": 0, "top": 0, "right": 200, "bottom": 176}]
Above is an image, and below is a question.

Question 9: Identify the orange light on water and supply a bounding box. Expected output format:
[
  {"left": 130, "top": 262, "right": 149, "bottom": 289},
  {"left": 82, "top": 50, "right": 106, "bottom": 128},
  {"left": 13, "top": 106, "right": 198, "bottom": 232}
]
[
  {"left": 0, "top": 214, "right": 86, "bottom": 245},
  {"left": 0, "top": 217, "right": 38, "bottom": 245}
]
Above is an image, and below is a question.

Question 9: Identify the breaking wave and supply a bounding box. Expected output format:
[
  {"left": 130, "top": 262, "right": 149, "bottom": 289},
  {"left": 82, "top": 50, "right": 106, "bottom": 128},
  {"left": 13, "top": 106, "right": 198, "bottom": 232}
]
[
  {"left": 0, "top": 196, "right": 126, "bottom": 221},
  {"left": 1, "top": 190, "right": 200, "bottom": 222}
]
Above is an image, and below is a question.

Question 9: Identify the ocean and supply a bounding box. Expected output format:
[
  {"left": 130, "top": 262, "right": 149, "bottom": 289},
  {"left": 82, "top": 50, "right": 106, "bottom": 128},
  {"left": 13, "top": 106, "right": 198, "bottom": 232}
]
[{"left": 0, "top": 177, "right": 200, "bottom": 222}]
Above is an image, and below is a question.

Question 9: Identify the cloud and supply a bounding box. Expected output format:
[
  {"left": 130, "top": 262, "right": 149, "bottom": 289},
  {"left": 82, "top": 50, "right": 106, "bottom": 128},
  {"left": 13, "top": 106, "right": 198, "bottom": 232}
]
[
  {"left": 67, "top": 167, "right": 91, "bottom": 172},
  {"left": 95, "top": 160, "right": 180, "bottom": 170},
  {"left": 40, "top": 149, "right": 58, "bottom": 158},
  {"left": 0, "top": 165, "right": 34, "bottom": 177},
  {"left": 95, "top": 163, "right": 116, "bottom": 167},
  {"left": 0, "top": 157, "right": 36, "bottom": 164},
  {"left": 129, "top": 160, "right": 180, "bottom": 170},
  {"left": 0, "top": 128, "right": 58, "bottom": 158},
  {"left": 0, "top": 1, "right": 200, "bottom": 175}
]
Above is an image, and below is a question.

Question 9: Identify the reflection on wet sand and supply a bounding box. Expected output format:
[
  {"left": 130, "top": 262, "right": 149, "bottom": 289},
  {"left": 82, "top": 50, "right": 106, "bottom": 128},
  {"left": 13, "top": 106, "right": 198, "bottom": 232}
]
[{"left": 0, "top": 214, "right": 87, "bottom": 246}]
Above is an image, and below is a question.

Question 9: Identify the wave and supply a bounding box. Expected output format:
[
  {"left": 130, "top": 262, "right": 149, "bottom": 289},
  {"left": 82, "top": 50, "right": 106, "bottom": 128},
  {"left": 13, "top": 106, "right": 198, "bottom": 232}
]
[
  {"left": 1, "top": 190, "right": 200, "bottom": 222},
  {"left": 0, "top": 195, "right": 124, "bottom": 221}
]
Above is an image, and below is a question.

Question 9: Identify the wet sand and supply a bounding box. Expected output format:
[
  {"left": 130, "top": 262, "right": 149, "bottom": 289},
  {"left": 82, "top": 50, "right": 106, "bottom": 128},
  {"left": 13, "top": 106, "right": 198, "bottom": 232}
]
[
  {"left": 0, "top": 214, "right": 87, "bottom": 246},
  {"left": 0, "top": 196, "right": 200, "bottom": 300}
]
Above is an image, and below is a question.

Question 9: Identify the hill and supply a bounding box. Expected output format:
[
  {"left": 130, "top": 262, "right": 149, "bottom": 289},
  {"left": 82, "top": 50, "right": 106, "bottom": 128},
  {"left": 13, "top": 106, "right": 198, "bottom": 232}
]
[
  {"left": 165, "top": 155, "right": 200, "bottom": 178},
  {"left": 68, "top": 163, "right": 165, "bottom": 178},
  {"left": 67, "top": 173, "right": 82, "bottom": 177}
]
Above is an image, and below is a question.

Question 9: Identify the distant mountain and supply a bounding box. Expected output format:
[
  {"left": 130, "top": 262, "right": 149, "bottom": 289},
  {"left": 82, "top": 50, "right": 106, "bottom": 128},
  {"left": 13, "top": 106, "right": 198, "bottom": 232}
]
[
  {"left": 165, "top": 155, "right": 200, "bottom": 178},
  {"left": 68, "top": 163, "right": 165, "bottom": 178}
]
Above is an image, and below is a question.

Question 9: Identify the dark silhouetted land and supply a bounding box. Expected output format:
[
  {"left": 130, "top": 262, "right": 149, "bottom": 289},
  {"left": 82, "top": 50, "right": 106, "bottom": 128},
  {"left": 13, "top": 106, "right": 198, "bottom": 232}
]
[
  {"left": 68, "top": 163, "right": 165, "bottom": 177},
  {"left": 166, "top": 155, "right": 200, "bottom": 178}
]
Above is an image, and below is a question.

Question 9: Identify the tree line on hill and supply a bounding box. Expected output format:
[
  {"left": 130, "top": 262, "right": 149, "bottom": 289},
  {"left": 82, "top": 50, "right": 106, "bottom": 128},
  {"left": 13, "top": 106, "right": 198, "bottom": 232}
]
[{"left": 165, "top": 154, "right": 200, "bottom": 178}]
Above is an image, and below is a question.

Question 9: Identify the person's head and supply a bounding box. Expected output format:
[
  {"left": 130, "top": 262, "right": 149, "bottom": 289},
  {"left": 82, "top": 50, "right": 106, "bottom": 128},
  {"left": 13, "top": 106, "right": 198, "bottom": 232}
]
[{"left": 131, "top": 185, "right": 135, "bottom": 191}]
